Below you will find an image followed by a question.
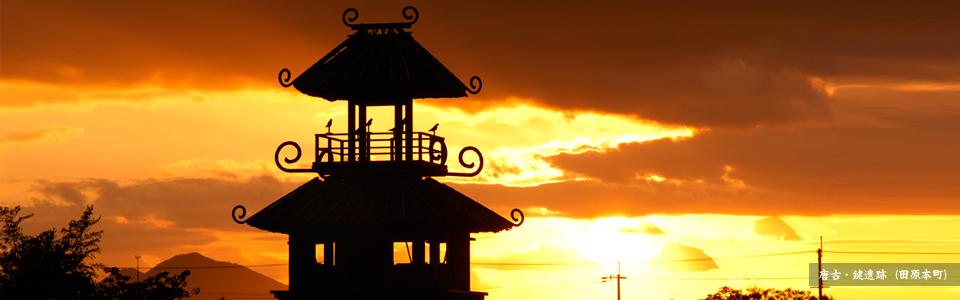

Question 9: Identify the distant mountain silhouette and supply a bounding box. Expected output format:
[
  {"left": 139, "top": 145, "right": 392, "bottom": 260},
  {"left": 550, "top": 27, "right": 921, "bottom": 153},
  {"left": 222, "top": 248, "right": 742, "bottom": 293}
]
[{"left": 144, "top": 253, "right": 286, "bottom": 299}]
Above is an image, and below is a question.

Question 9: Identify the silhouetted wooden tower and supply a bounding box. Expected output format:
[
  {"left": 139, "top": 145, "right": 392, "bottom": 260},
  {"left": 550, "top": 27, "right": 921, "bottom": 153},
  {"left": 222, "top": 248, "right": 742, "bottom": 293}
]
[{"left": 233, "top": 7, "right": 523, "bottom": 300}]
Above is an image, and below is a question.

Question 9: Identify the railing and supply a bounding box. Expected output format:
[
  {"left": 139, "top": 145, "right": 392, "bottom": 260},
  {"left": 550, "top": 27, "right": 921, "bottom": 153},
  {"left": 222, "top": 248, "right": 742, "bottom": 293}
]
[{"left": 314, "top": 131, "right": 447, "bottom": 165}]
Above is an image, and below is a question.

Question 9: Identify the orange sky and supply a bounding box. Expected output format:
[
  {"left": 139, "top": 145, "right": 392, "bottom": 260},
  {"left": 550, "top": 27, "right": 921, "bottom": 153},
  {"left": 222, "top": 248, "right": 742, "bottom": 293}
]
[{"left": 2, "top": 1, "right": 959, "bottom": 299}]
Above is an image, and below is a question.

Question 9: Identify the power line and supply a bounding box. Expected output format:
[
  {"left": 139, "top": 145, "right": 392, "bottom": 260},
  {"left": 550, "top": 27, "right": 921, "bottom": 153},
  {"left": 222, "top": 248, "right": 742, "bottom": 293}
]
[
  {"left": 475, "top": 275, "right": 809, "bottom": 292},
  {"left": 473, "top": 247, "right": 960, "bottom": 293},
  {"left": 472, "top": 250, "right": 812, "bottom": 266},
  {"left": 477, "top": 278, "right": 602, "bottom": 292},
  {"left": 193, "top": 291, "right": 276, "bottom": 295},
  {"left": 601, "top": 262, "right": 627, "bottom": 300},
  {"left": 115, "top": 249, "right": 960, "bottom": 269},
  {"left": 819, "top": 236, "right": 823, "bottom": 300},
  {"left": 124, "top": 263, "right": 288, "bottom": 270},
  {"left": 840, "top": 296, "right": 960, "bottom": 300},
  {"left": 191, "top": 293, "right": 275, "bottom": 299},
  {"left": 628, "top": 277, "right": 808, "bottom": 280},
  {"left": 134, "top": 254, "right": 141, "bottom": 282},
  {"left": 473, "top": 249, "right": 960, "bottom": 266},
  {"left": 652, "top": 250, "right": 812, "bottom": 263},
  {"left": 471, "top": 262, "right": 596, "bottom": 266},
  {"left": 824, "top": 251, "right": 960, "bottom": 255}
]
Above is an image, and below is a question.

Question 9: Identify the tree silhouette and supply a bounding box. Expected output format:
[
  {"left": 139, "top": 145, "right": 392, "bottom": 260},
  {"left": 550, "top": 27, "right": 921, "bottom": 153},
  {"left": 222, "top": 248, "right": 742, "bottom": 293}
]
[
  {"left": 96, "top": 267, "right": 196, "bottom": 300},
  {"left": 1, "top": 205, "right": 103, "bottom": 299},
  {"left": 700, "top": 285, "right": 836, "bottom": 300},
  {"left": 1, "top": 205, "right": 196, "bottom": 300}
]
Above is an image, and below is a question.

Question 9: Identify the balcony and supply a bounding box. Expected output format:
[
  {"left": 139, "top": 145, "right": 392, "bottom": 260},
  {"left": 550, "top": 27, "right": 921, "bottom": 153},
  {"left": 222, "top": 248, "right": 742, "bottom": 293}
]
[{"left": 274, "top": 131, "right": 481, "bottom": 177}]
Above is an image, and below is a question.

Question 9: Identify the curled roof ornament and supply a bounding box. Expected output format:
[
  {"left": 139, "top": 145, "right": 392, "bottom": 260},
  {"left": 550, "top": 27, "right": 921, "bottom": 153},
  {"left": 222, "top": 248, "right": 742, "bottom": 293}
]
[{"left": 343, "top": 6, "right": 419, "bottom": 29}]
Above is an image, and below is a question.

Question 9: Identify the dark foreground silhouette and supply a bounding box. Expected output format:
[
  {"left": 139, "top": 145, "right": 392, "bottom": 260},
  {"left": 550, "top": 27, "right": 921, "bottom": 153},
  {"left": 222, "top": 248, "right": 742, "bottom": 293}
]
[
  {"left": 1, "top": 205, "right": 196, "bottom": 300},
  {"left": 700, "top": 285, "right": 836, "bottom": 300}
]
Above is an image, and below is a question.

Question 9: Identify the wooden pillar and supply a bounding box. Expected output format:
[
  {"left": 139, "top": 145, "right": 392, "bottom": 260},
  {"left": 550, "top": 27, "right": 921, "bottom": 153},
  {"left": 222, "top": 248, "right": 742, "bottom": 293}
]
[
  {"left": 429, "top": 240, "right": 440, "bottom": 265},
  {"left": 448, "top": 233, "right": 471, "bottom": 290},
  {"left": 288, "top": 235, "right": 315, "bottom": 294},
  {"left": 412, "top": 239, "right": 425, "bottom": 265},
  {"left": 358, "top": 104, "right": 367, "bottom": 161},
  {"left": 348, "top": 102, "right": 356, "bottom": 162},
  {"left": 404, "top": 99, "right": 414, "bottom": 161},
  {"left": 394, "top": 104, "right": 403, "bottom": 161},
  {"left": 324, "top": 241, "right": 335, "bottom": 266}
]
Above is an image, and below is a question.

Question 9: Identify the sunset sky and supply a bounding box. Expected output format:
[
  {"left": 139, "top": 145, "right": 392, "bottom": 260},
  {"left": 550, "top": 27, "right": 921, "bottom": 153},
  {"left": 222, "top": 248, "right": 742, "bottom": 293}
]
[{"left": 2, "top": 1, "right": 959, "bottom": 299}]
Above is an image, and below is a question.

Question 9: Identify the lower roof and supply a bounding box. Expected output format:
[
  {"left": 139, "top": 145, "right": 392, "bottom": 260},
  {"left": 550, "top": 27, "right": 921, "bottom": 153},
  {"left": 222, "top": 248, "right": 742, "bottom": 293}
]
[{"left": 245, "top": 176, "right": 516, "bottom": 237}]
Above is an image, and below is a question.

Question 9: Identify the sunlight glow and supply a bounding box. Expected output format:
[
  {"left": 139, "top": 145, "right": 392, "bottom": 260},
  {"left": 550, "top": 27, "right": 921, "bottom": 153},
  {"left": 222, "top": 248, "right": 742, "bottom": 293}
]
[
  {"left": 644, "top": 174, "right": 666, "bottom": 182},
  {"left": 571, "top": 217, "right": 662, "bottom": 263}
]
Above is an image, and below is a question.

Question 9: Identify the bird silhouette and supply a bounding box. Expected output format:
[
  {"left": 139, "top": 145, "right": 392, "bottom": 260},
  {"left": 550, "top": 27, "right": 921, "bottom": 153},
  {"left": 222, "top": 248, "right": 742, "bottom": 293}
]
[
  {"left": 390, "top": 118, "right": 408, "bottom": 133},
  {"left": 429, "top": 123, "right": 439, "bottom": 135},
  {"left": 325, "top": 119, "right": 333, "bottom": 133}
]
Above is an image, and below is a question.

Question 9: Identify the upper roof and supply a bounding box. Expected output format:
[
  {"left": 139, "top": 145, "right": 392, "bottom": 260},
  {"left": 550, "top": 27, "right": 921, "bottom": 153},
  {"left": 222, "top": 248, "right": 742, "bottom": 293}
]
[
  {"left": 285, "top": 7, "right": 477, "bottom": 105},
  {"left": 244, "top": 177, "right": 516, "bottom": 238}
]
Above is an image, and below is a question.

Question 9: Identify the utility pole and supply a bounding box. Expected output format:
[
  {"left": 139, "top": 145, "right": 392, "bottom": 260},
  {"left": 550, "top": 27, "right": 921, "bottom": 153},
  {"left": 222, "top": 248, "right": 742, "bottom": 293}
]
[
  {"left": 818, "top": 236, "right": 822, "bottom": 300},
  {"left": 134, "top": 254, "right": 141, "bottom": 282},
  {"left": 601, "top": 262, "right": 628, "bottom": 300}
]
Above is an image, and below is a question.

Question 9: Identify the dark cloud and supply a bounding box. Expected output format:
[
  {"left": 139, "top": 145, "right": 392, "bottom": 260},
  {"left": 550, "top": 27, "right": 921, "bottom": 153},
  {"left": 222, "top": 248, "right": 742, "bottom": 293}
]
[
  {"left": 3, "top": 1, "right": 957, "bottom": 127},
  {"left": 20, "top": 176, "right": 304, "bottom": 233},
  {"left": 648, "top": 242, "right": 719, "bottom": 272},
  {"left": 447, "top": 88, "right": 959, "bottom": 217},
  {"left": 752, "top": 216, "right": 802, "bottom": 241},
  {"left": 0, "top": 1, "right": 324, "bottom": 89},
  {"left": 30, "top": 178, "right": 108, "bottom": 206},
  {"left": 92, "top": 176, "right": 300, "bottom": 230},
  {"left": 432, "top": 1, "right": 958, "bottom": 128},
  {"left": 454, "top": 173, "right": 957, "bottom": 218},
  {"left": 505, "top": 88, "right": 960, "bottom": 217}
]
